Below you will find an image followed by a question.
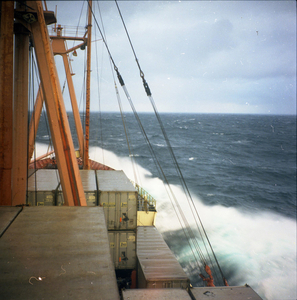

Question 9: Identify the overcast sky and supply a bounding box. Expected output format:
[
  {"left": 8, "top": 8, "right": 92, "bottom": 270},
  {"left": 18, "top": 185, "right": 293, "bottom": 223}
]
[{"left": 46, "top": 1, "right": 296, "bottom": 115}]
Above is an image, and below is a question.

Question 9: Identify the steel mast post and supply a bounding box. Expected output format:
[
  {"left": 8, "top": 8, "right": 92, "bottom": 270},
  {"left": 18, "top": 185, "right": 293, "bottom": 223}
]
[
  {"left": 28, "top": 86, "right": 44, "bottom": 164},
  {"left": 28, "top": 1, "right": 86, "bottom": 206},
  {"left": 12, "top": 18, "right": 30, "bottom": 206},
  {"left": 51, "top": 36, "right": 85, "bottom": 156},
  {"left": 84, "top": 0, "right": 92, "bottom": 170},
  {"left": 62, "top": 52, "right": 85, "bottom": 157},
  {"left": 0, "top": 1, "right": 14, "bottom": 206}
]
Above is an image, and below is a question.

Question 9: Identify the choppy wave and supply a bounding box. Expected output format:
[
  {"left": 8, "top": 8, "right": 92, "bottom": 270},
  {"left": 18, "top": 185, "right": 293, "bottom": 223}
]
[
  {"left": 32, "top": 141, "right": 296, "bottom": 300},
  {"left": 34, "top": 113, "right": 297, "bottom": 300},
  {"left": 88, "top": 145, "right": 297, "bottom": 300}
]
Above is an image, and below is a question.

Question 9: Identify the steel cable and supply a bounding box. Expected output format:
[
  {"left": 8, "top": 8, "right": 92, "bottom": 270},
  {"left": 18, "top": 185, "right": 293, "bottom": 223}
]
[
  {"left": 89, "top": 0, "right": 214, "bottom": 277},
  {"left": 114, "top": 0, "right": 226, "bottom": 284}
]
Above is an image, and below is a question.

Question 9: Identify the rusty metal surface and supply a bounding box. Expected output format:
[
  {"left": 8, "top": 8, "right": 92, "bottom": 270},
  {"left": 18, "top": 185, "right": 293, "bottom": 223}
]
[
  {"left": 27, "top": 1, "right": 86, "bottom": 206},
  {"left": 84, "top": 0, "right": 92, "bottom": 170},
  {"left": 29, "top": 158, "right": 114, "bottom": 170},
  {"left": 89, "top": 159, "right": 114, "bottom": 170},
  {"left": 51, "top": 36, "right": 85, "bottom": 155},
  {"left": 62, "top": 52, "right": 85, "bottom": 155},
  {"left": 0, "top": 1, "right": 14, "bottom": 205},
  {"left": 12, "top": 31, "right": 29, "bottom": 206},
  {"left": 0, "top": 206, "right": 120, "bottom": 299}
]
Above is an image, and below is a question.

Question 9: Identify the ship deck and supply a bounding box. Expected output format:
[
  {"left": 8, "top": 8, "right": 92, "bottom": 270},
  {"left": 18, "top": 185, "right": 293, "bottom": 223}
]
[
  {"left": 0, "top": 206, "right": 120, "bottom": 300},
  {"left": 0, "top": 206, "right": 262, "bottom": 299}
]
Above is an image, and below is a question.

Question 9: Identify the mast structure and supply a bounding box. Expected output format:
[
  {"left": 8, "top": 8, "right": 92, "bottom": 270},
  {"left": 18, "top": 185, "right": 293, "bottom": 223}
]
[
  {"left": 28, "top": 0, "right": 87, "bottom": 206},
  {"left": 0, "top": 1, "right": 14, "bottom": 205},
  {"left": 84, "top": 0, "right": 92, "bottom": 170},
  {"left": 12, "top": 5, "right": 30, "bottom": 205},
  {"left": 28, "top": 86, "right": 44, "bottom": 164},
  {"left": 0, "top": 1, "right": 88, "bottom": 206},
  {"left": 49, "top": 24, "right": 86, "bottom": 160}
]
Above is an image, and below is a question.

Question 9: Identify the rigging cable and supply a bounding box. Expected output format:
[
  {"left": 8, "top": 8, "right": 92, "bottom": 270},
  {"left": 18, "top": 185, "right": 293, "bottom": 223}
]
[
  {"left": 32, "top": 50, "right": 57, "bottom": 187},
  {"left": 121, "top": 79, "right": 206, "bottom": 270},
  {"left": 114, "top": 0, "right": 227, "bottom": 285},
  {"left": 94, "top": 1, "right": 106, "bottom": 166},
  {"left": 88, "top": 0, "right": 206, "bottom": 273},
  {"left": 30, "top": 41, "right": 60, "bottom": 204},
  {"left": 116, "top": 82, "right": 140, "bottom": 185},
  {"left": 32, "top": 54, "right": 53, "bottom": 155},
  {"left": 93, "top": 0, "right": 140, "bottom": 185},
  {"left": 114, "top": 0, "right": 209, "bottom": 264},
  {"left": 58, "top": 0, "right": 85, "bottom": 97},
  {"left": 28, "top": 43, "right": 37, "bottom": 204},
  {"left": 26, "top": 44, "right": 33, "bottom": 204},
  {"left": 79, "top": 45, "right": 87, "bottom": 159}
]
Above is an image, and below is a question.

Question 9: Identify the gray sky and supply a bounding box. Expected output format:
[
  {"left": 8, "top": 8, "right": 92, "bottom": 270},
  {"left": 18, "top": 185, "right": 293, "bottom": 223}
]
[{"left": 46, "top": 1, "right": 296, "bottom": 114}]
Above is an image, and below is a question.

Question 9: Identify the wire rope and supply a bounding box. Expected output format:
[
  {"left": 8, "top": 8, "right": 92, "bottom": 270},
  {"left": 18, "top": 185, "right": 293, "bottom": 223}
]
[
  {"left": 28, "top": 44, "right": 36, "bottom": 205},
  {"left": 31, "top": 51, "right": 60, "bottom": 190},
  {"left": 88, "top": 0, "right": 207, "bottom": 274},
  {"left": 29, "top": 47, "right": 38, "bottom": 205},
  {"left": 60, "top": 0, "right": 85, "bottom": 93},
  {"left": 26, "top": 44, "right": 33, "bottom": 204},
  {"left": 94, "top": 1, "right": 105, "bottom": 165},
  {"left": 95, "top": 0, "right": 139, "bottom": 184},
  {"left": 32, "top": 55, "right": 53, "bottom": 154},
  {"left": 114, "top": 0, "right": 226, "bottom": 284},
  {"left": 86, "top": 0, "right": 235, "bottom": 279},
  {"left": 121, "top": 82, "right": 206, "bottom": 270}
]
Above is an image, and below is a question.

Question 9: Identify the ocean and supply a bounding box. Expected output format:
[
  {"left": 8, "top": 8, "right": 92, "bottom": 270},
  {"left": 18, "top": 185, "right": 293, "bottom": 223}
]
[{"left": 35, "top": 112, "right": 296, "bottom": 300}]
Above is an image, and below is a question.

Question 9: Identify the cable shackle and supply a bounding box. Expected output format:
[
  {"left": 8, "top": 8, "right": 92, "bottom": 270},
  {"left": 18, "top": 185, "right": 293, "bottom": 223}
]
[
  {"left": 115, "top": 69, "right": 125, "bottom": 87},
  {"left": 115, "top": 0, "right": 152, "bottom": 97},
  {"left": 142, "top": 77, "right": 151, "bottom": 97}
]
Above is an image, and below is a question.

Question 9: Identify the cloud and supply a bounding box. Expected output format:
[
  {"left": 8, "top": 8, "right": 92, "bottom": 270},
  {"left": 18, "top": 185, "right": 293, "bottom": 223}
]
[{"left": 47, "top": 1, "right": 296, "bottom": 115}]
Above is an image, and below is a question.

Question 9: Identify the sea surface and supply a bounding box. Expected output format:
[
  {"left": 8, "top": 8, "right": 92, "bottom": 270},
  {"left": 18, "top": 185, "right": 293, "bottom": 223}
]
[{"left": 35, "top": 112, "right": 296, "bottom": 300}]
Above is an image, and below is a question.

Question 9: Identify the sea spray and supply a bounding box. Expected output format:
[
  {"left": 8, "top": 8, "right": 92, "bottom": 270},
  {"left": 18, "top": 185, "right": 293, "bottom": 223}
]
[
  {"left": 33, "top": 142, "right": 297, "bottom": 300},
  {"left": 89, "top": 145, "right": 296, "bottom": 300}
]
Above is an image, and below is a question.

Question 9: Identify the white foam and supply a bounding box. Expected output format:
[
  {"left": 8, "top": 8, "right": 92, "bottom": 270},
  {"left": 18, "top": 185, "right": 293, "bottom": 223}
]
[
  {"left": 155, "top": 187, "right": 296, "bottom": 300},
  {"left": 93, "top": 146, "right": 296, "bottom": 300},
  {"left": 32, "top": 143, "right": 54, "bottom": 159},
  {"left": 34, "top": 143, "right": 297, "bottom": 300}
]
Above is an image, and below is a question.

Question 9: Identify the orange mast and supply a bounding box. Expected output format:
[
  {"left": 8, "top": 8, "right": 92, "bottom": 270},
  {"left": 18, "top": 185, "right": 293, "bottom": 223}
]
[
  {"left": 28, "top": 0, "right": 86, "bottom": 206},
  {"left": 0, "top": 1, "right": 14, "bottom": 206},
  {"left": 84, "top": 0, "right": 92, "bottom": 170}
]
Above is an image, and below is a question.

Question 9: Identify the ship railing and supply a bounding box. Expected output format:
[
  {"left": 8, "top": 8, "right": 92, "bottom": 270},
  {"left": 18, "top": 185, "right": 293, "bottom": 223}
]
[
  {"left": 131, "top": 181, "right": 157, "bottom": 212},
  {"left": 49, "top": 24, "right": 87, "bottom": 38}
]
